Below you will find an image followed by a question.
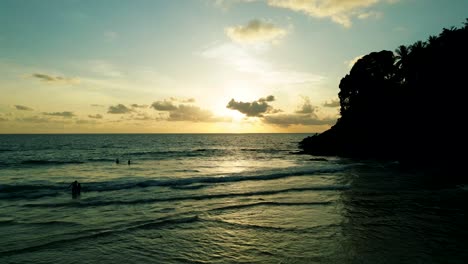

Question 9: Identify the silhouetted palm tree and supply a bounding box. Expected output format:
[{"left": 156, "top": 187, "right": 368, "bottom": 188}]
[
  {"left": 427, "top": 35, "right": 438, "bottom": 48},
  {"left": 395, "top": 45, "right": 409, "bottom": 65}
]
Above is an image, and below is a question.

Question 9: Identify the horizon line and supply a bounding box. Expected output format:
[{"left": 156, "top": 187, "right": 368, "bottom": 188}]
[{"left": 0, "top": 132, "right": 320, "bottom": 135}]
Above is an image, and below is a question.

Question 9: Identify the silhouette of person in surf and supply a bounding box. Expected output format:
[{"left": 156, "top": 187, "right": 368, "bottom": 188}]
[
  {"left": 77, "top": 182, "right": 81, "bottom": 195},
  {"left": 116, "top": 158, "right": 120, "bottom": 164},
  {"left": 127, "top": 159, "right": 131, "bottom": 165},
  {"left": 68, "top": 180, "right": 81, "bottom": 198}
]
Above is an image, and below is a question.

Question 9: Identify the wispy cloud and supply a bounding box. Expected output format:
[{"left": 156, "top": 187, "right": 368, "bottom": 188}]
[
  {"left": 262, "top": 0, "right": 395, "bottom": 27},
  {"left": 357, "top": 10, "right": 382, "bottom": 19},
  {"left": 104, "top": 31, "right": 118, "bottom": 40},
  {"left": 130, "top": 112, "right": 154, "bottom": 121},
  {"left": 88, "top": 60, "right": 123, "bottom": 77},
  {"left": 16, "top": 116, "right": 71, "bottom": 124},
  {"left": 323, "top": 98, "right": 340, "bottom": 107},
  {"left": 131, "top": 104, "right": 148, "bottom": 108},
  {"left": 42, "top": 111, "right": 75, "bottom": 118},
  {"left": 88, "top": 114, "right": 103, "bottom": 119},
  {"left": 263, "top": 113, "right": 336, "bottom": 127},
  {"left": 169, "top": 97, "right": 196, "bottom": 103},
  {"left": 31, "top": 73, "right": 80, "bottom": 84},
  {"left": 200, "top": 43, "right": 324, "bottom": 85},
  {"left": 76, "top": 119, "right": 99, "bottom": 125},
  {"left": 226, "top": 19, "right": 287, "bottom": 44},
  {"left": 14, "top": 105, "right": 34, "bottom": 111},
  {"left": 212, "top": 0, "right": 256, "bottom": 10}
]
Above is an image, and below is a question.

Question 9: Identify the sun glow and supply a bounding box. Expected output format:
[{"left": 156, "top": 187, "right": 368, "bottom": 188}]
[{"left": 212, "top": 80, "right": 268, "bottom": 121}]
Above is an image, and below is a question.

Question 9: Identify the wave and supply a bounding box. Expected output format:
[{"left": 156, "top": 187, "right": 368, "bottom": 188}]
[
  {"left": 0, "top": 148, "right": 13, "bottom": 152},
  {"left": 23, "top": 185, "right": 348, "bottom": 208},
  {"left": 20, "top": 160, "right": 84, "bottom": 166},
  {"left": 0, "top": 146, "right": 301, "bottom": 168},
  {"left": 208, "top": 201, "right": 333, "bottom": 212},
  {"left": 1, "top": 165, "right": 350, "bottom": 200},
  {"left": 172, "top": 169, "right": 201, "bottom": 173},
  {"left": 86, "top": 158, "right": 116, "bottom": 162},
  {"left": 0, "top": 218, "right": 15, "bottom": 226},
  {"left": 0, "top": 215, "right": 199, "bottom": 257}
]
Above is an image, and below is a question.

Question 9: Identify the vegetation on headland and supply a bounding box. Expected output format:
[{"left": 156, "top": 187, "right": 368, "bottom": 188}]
[{"left": 300, "top": 19, "right": 468, "bottom": 168}]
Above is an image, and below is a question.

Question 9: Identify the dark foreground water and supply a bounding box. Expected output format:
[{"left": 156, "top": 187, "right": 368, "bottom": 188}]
[{"left": 0, "top": 134, "right": 467, "bottom": 263}]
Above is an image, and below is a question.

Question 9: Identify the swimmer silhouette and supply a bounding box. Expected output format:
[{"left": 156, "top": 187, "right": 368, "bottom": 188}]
[{"left": 68, "top": 180, "right": 81, "bottom": 198}]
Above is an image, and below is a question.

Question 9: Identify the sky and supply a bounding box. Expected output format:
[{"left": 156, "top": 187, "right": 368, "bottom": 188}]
[{"left": 0, "top": 0, "right": 467, "bottom": 133}]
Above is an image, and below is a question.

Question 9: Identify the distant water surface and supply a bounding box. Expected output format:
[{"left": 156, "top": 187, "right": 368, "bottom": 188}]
[{"left": 0, "top": 134, "right": 466, "bottom": 263}]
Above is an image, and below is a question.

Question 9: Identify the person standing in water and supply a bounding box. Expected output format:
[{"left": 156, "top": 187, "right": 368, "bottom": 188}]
[
  {"left": 68, "top": 180, "right": 80, "bottom": 198},
  {"left": 128, "top": 159, "right": 131, "bottom": 165},
  {"left": 116, "top": 158, "right": 120, "bottom": 164},
  {"left": 77, "top": 182, "right": 81, "bottom": 195}
]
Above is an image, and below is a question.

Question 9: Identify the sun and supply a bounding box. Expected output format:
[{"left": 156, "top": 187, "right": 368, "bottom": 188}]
[{"left": 211, "top": 80, "right": 266, "bottom": 121}]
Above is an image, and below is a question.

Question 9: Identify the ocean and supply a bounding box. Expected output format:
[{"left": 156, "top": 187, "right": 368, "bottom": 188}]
[{"left": 0, "top": 134, "right": 467, "bottom": 263}]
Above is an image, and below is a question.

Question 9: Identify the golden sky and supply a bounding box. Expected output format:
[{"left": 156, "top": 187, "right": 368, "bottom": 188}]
[{"left": 1, "top": 0, "right": 466, "bottom": 133}]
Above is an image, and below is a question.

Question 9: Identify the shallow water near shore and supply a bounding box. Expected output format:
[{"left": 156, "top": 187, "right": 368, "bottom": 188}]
[{"left": 0, "top": 134, "right": 467, "bottom": 263}]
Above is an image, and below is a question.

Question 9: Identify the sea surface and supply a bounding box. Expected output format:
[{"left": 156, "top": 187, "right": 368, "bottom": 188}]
[{"left": 0, "top": 134, "right": 467, "bottom": 264}]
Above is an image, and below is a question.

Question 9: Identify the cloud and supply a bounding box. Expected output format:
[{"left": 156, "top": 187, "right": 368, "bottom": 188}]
[
  {"left": 200, "top": 43, "right": 324, "bottom": 85},
  {"left": 90, "top": 104, "right": 105, "bottom": 107},
  {"left": 225, "top": 96, "right": 336, "bottom": 127},
  {"left": 169, "top": 97, "right": 196, "bottom": 103},
  {"left": 259, "top": 95, "right": 275, "bottom": 102},
  {"left": 16, "top": 116, "right": 51, "bottom": 123},
  {"left": 357, "top": 10, "right": 382, "bottom": 19},
  {"left": 225, "top": 19, "right": 287, "bottom": 44},
  {"left": 31, "top": 73, "right": 80, "bottom": 84},
  {"left": 345, "top": 55, "right": 364, "bottom": 68},
  {"left": 42, "top": 111, "right": 75, "bottom": 118},
  {"left": 226, "top": 95, "right": 277, "bottom": 117},
  {"left": 16, "top": 116, "right": 71, "bottom": 124},
  {"left": 14, "top": 105, "right": 34, "bottom": 111},
  {"left": 151, "top": 99, "right": 228, "bottom": 122},
  {"left": 323, "top": 98, "right": 340, "bottom": 107},
  {"left": 295, "top": 97, "right": 316, "bottom": 114},
  {"left": 88, "top": 60, "right": 122, "bottom": 77},
  {"left": 212, "top": 0, "right": 257, "bottom": 10},
  {"left": 167, "top": 105, "right": 227, "bottom": 122},
  {"left": 266, "top": 0, "right": 394, "bottom": 27},
  {"left": 107, "top": 104, "right": 132, "bottom": 114},
  {"left": 104, "top": 31, "right": 118, "bottom": 40},
  {"left": 0, "top": 117, "right": 8, "bottom": 122},
  {"left": 76, "top": 119, "right": 99, "bottom": 125},
  {"left": 151, "top": 100, "right": 178, "bottom": 111},
  {"left": 131, "top": 104, "right": 148, "bottom": 108},
  {"left": 263, "top": 113, "right": 336, "bottom": 127},
  {"left": 130, "top": 112, "right": 154, "bottom": 121},
  {"left": 88, "top": 114, "right": 103, "bottom": 119}
]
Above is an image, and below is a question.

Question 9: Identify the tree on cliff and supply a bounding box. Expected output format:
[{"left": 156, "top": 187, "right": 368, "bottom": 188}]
[{"left": 300, "top": 19, "right": 468, "bottom": 166}]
